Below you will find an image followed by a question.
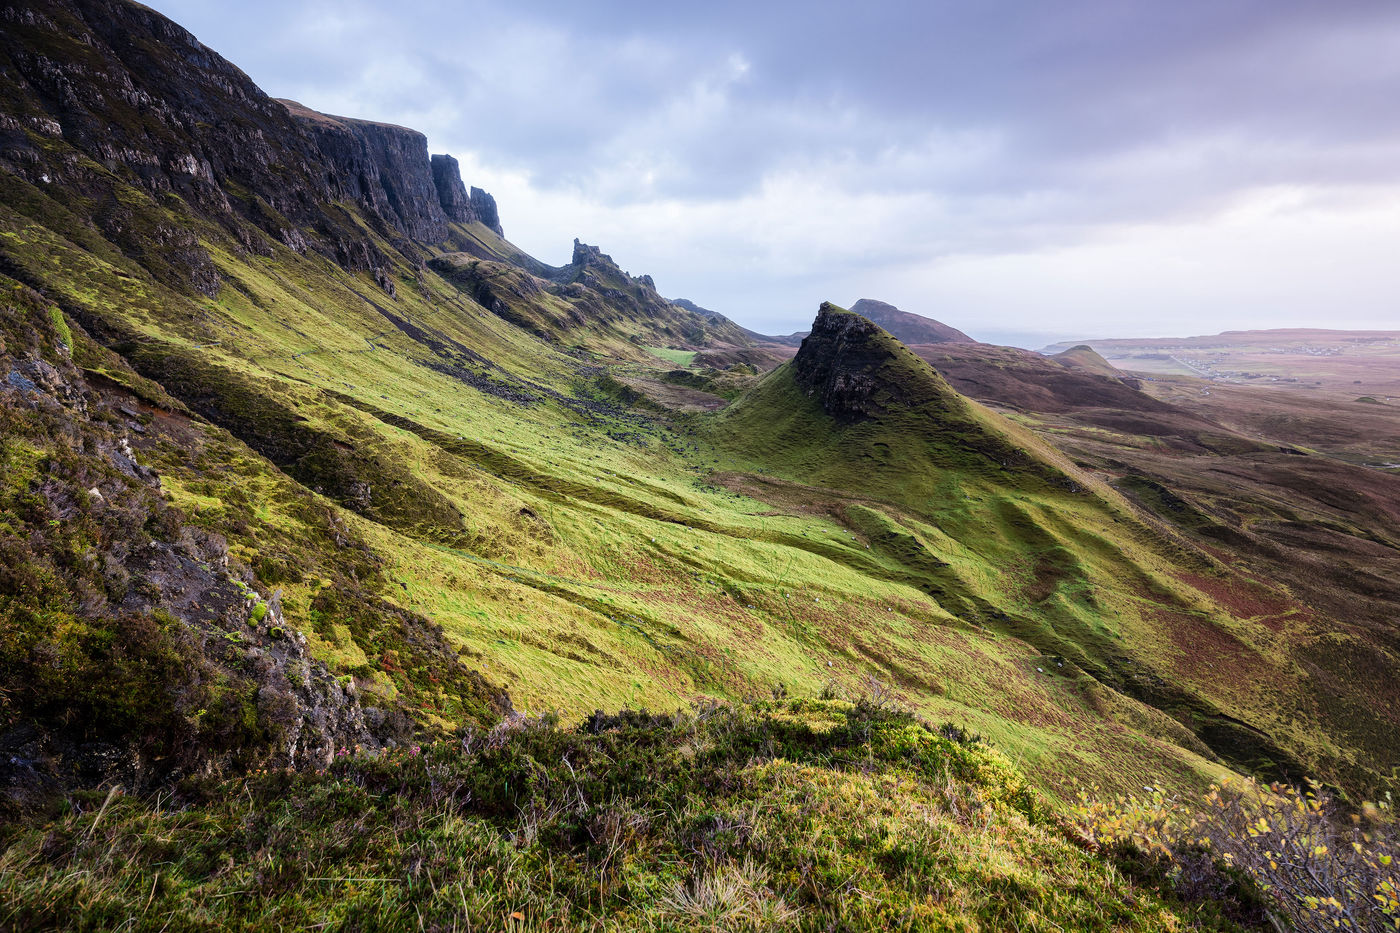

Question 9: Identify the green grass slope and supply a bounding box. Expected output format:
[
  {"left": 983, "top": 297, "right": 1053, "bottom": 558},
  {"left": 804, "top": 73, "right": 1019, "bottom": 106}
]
[
  {"left": 0, "top": 0, "right": 1394, "bottom": 822},
  {"left": 0, "top": 698, "right": 1267, "bottom": 932},
  {"left": 703, "top": 305, "right": 1386, "bottom": 796},
  {"left": 3, "top": 5, "right": 1396, "bottom": 926},
  {"left": 1, "top": 155, "right": 1385, "bottom": 800}
]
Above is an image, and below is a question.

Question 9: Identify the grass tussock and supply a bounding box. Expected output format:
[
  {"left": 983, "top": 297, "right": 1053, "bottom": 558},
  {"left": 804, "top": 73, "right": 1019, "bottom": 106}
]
[
  {"left": 1074, "top": 778, "right": 1399, "bottom": 931},
  {"left": 0, "top": 698, "right": 1258, "bottom": 931}
]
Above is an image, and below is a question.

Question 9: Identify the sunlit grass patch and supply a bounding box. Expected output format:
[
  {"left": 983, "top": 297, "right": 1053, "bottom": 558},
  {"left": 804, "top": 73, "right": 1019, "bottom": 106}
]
[{"left": 646, "top": 345, "right": 697, "bottom": 366}]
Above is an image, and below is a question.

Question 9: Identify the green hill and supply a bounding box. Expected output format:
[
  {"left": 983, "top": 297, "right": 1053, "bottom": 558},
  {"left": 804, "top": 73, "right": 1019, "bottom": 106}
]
[{"left": 1, "top": 3, "right": 1397, "bottom": 929}]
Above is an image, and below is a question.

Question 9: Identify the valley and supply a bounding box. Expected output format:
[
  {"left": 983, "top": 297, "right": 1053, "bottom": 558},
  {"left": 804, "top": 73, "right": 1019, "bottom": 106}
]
[{"left": 0, "top": 2, "right": 1397, "bottom": 929}]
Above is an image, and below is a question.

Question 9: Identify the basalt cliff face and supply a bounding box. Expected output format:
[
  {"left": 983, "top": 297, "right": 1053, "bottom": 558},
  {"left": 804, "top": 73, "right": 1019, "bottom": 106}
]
[
  {"left": 792, "top": 303, "right": 894, "bottom": 421},
  {"left": 430, "top": 153, "right": 503, "bottom": 235},
  {"left": 0, "top": 0, "right": 499, "bottom": 295}
]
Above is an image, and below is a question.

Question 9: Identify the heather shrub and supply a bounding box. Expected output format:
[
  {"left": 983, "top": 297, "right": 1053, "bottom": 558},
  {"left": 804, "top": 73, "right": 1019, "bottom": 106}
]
[{"left": 1074, "top": 777, "right": 1398, "bottom": 931}]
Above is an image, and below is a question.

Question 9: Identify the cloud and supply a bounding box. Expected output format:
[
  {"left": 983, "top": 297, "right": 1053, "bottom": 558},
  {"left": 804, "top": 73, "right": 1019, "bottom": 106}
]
[{"left": 150, "top": 0, "right": 1400, "bottom": 340}]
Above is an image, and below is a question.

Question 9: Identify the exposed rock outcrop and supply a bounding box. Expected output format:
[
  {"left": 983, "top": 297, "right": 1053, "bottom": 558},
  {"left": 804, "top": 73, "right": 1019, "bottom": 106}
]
[
  {"left": 0, "top": 286, "right": 387, "bottom": 808},
  {"left": 567, "top": 239, "right": 665, "bottom": 307},
  {"left": 283, "top": 102, "right": 449, "bottom": 246},
  {"left": 431, "top": 153, "right": 474, "bottom": 222},
  {"left": 570, "top": 238, "right": 613, "bottom": 268},
  {"left": 427, "top": 153, "right": 505, "bottom": 237},
  {"left": 0, "top": 1, "right": 502, "bottom": 294},
  {"left": 792, "top": 302, "right": 901, "bottom": 421},
  {"left": 469, "top": 185, "right": 503, "bottom": 237}
]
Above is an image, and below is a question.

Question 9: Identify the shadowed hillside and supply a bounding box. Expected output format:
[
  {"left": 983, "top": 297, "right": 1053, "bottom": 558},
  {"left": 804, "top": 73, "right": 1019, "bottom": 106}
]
[{"left": 847, "top": 298, "right": 976, "bottom": 346}]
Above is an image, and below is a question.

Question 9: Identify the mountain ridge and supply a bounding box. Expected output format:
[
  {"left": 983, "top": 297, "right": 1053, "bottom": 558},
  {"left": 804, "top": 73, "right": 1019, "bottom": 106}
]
[
  {"left": 847, "top": 297, "right": 976, "bottom": 345},
  {"left": 4, "top": 3, "right": 1400, "bottom": 926},
  {"left": 1, "top": 6, "right": 1398, "bottom": 929},
  {"left": 0, "top": 0, "right": 509, "bottom": 299}
]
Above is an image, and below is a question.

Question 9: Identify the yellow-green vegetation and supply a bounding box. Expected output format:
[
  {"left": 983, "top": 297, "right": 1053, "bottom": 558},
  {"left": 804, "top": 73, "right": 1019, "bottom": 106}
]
[
  {"left": 1074, "top": 778, "right": 1399, "bottom": 931},
  {"left": 0, "top": 274, "right": 505, "bottom": 776},
  {"left": 0, "top": 699, "right": 1266, "bottom": 931},
  {"left": 46, "top": 307, "right": 71, "bottom": 351},
  {"left": 647, "top": 345, "right": 699, "bottom": 366},
  {"left": 0, "top": 161, "right": 1381, "bottom": 801},
  {"left": 3, "top": 7, "right": 1397, "bottom": 926}
]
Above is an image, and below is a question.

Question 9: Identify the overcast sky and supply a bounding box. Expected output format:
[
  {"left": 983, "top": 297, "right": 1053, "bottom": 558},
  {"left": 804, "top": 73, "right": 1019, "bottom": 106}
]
[{"left": 149, "top": 0, "right": 1400, "bottom": 346}]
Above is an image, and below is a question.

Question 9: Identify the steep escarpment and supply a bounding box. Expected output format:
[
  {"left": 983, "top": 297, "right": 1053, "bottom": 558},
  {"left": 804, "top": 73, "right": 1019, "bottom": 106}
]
[
  {"left": 0, "top": 0, "right": 500, "bottom": 293},
  {"left": 280, "top": 100, "right": 500, "bottom": 248},
  {"left": 278, "top": 100, "right": 452, "bottom": 247},
  {"left": 430, "top": 153, "right": 503, "bottom": 235}
]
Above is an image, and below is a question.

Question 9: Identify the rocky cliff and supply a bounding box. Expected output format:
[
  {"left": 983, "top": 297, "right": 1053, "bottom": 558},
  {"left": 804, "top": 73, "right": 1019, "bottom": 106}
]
[
  {"left": 0, "top": 283, "right": 391, "bottom": 809},
  {"left": 0, "top": 0, "right": 501, "bottom": 294},
  {"left": 280, "top": 101, "right": 504, "bottom": 245},
  {"left": 280, "top": 100, "right": 454, "bottom": 247},
  {"left": 792, "top": 302, "right": 910, "bottom": 421},
  {"left": 430, "top": 153, "right": 503, "bottom": 235},
  {"left": 553, "top": 239, "right": 757, "bottom": 347}
]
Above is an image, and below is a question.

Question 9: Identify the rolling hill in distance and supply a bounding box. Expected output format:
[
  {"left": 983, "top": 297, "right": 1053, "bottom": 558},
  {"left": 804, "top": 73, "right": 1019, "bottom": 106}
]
[{"left": 0, "top": 1, "right": 1396, "bottom": 929}]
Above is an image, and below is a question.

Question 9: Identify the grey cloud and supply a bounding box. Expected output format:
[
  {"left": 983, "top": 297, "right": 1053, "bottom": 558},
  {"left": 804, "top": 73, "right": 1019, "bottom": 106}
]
[
  {"left": 144, "top": 0, "right": 1400, "bottom": 337},
  {"left": 157, "top": 0, "right": 1400, "bottom": 200}
]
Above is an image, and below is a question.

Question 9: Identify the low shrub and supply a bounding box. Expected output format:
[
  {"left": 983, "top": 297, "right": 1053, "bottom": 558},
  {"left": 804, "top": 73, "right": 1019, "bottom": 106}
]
[{"left": 1074, "top": 777, "right": 1398, "bottom": 931}]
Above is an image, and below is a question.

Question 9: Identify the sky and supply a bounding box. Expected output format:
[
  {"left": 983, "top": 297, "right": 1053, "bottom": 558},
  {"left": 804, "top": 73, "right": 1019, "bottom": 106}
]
[{"left": 148, "top": 0, "right": 1400, "bottom": 347}]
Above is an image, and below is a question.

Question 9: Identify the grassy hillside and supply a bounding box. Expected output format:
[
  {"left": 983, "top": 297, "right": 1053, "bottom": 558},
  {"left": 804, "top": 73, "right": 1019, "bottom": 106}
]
[
  {"left": 2, "top": 143, "right": 1393, "bottom": 801},
  {"left": 0, "top": 698, "right": 1269, "bottom": 932},
  {"left": 2, "top": 15, "right": 1398, "bottom": 931},
  {"left": 702, "top": 307, "right": 1394, "bottom": 797}
]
